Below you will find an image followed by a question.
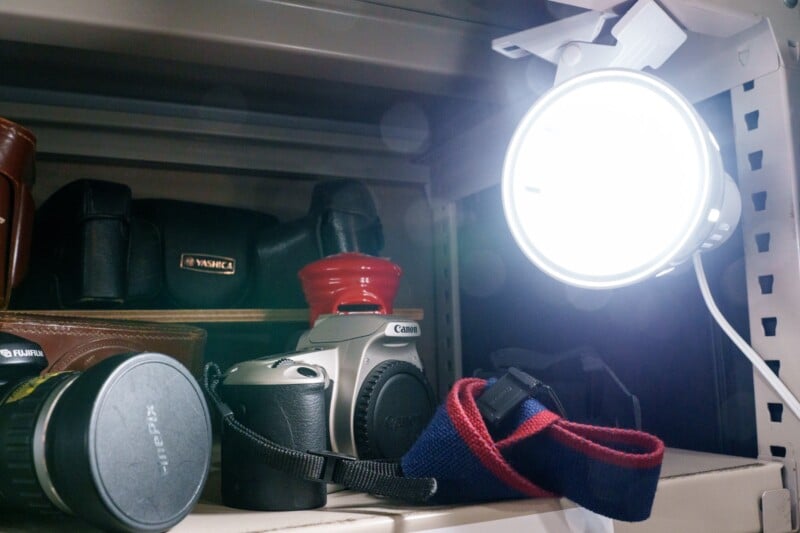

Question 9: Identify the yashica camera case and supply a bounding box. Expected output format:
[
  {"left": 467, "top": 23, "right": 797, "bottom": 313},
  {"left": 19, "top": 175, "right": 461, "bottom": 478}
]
[
  {"left": 132, "top": 199, "right": 279, "bottom": 308},
  {"left": 14, "top": 180, "right": 280, "bottom": 309},
  {"left": 14, "top": 178, "right": 384, "bottom": 311}
]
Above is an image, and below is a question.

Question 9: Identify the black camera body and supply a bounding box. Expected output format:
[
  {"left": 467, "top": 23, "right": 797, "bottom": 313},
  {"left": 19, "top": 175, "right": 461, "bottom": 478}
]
[
  {"left": 0, "top": 333, "right": 212, "bottom": 532},
  {"left": 219, "top": 360, "right": 328, "bottom": 511}
]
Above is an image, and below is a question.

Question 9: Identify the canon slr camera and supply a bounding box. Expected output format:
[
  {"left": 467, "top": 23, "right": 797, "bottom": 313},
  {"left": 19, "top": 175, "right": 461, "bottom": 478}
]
[{"left": 218, "top": 313, "right": 436, "bottom": 510}]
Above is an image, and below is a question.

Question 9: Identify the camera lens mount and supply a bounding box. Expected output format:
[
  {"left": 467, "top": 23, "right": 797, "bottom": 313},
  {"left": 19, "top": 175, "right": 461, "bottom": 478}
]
[{"left": 354, "top": 360, "right": 436, "bottom": 460}]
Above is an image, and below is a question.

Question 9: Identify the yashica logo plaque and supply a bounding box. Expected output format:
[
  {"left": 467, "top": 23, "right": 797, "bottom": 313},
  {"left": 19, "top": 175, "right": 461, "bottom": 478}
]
[{"left": 179, "top": 253, "right": 236, "bottom": 275}]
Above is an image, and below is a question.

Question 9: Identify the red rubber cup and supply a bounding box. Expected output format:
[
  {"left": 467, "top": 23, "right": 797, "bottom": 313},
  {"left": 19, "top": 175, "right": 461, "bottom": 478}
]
[{"left": 298, "top": 252, "right": 402, "bottom": 325}]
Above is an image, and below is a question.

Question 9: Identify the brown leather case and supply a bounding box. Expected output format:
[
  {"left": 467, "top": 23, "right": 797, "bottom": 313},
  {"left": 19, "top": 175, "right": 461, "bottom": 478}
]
[
  {"left": 0, "top": 118, "right": 36, "bottom": 309},
  {"left": 0, "top": 313, "right": 207, "bottom": 375}
]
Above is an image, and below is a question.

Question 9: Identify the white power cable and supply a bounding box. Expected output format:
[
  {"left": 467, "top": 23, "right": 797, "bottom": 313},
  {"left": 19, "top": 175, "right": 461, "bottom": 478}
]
[{"left": 693, "top": 252, "right": 800, "bottom": 421}]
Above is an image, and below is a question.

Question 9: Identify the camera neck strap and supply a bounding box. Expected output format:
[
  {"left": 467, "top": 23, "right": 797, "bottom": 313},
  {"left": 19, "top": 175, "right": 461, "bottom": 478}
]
[
  {"left": 203, "top": 362, "right": 437, "bottom": 503},
  {"left": 400, "top": 372, "right": 665, "bottom": 521}
]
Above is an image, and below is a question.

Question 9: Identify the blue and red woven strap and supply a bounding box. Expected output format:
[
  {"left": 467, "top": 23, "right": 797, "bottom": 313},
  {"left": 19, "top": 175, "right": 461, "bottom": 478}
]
[{"left": 401, "top": 377, "right": 665, "bottom": 522}]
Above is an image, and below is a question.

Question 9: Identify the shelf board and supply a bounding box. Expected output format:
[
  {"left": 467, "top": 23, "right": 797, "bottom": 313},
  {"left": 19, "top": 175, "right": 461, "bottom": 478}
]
[
  {"left": 6, "top": 308, "right": 424, "bottom": 324},
  {"left": 0, "top": 0, "right": 519, "bottom": 100}
]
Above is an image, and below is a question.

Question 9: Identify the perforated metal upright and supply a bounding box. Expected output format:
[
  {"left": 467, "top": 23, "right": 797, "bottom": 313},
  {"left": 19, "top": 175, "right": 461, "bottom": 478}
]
[
  {"left": 723, "top": 3, "right": 800, "bottom": 528},
  {"left": 431, "top": 202, "right": 463, "bottom": 398},
  {"left": 429, "top": 2, "right": 800, "bottom": 528},
  {"left": 654, "top": 1, "right": 800, "bottom": 529}
]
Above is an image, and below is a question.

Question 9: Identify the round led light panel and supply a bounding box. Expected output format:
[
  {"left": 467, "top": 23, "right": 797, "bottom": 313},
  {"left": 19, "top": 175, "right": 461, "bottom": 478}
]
[{"left": 502, "top": 69, "right": 724, "bottom": 289}]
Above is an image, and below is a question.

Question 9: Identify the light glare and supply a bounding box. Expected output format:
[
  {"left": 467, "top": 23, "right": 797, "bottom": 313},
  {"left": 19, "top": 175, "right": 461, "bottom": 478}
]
[{"left": 503, "top": 70, "right": 721, "bottom": 288}]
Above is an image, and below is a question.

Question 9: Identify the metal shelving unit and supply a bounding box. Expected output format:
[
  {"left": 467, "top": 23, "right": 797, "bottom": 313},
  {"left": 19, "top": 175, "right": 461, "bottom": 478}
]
[{"left": 1, "top": 1, "right": 800, "bottom": 531}]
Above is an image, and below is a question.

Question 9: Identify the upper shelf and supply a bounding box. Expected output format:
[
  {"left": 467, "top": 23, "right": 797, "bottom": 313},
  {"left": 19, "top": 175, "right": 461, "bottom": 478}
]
[
  {"left": 0, "top": 0, "right": 548, "bottom": 102},
  {"left": 0, "top": 87, "right": 433, "bottom": 184},
  {"left": 0, "top": 1, "right": 564, "bottom": 196},
  {"left": 6, "top": 308, "right": 424, "bottom": 324}
]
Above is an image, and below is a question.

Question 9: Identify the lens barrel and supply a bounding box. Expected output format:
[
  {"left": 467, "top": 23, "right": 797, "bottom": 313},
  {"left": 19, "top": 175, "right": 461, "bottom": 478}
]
[
  {"left": 0, "top": 371, "right": 76, "bottom": 513},
  {"left": 0, "top": 351, "right": 212, "bottom": 532}
]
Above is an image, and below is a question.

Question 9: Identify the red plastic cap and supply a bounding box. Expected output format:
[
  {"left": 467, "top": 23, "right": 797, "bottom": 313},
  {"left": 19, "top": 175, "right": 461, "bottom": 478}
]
[{"left": 298, "top": 252, "right": 402, "bottom": 325}]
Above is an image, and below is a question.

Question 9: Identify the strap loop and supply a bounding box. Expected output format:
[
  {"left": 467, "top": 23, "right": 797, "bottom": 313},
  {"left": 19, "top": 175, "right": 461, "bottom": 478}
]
[{"left": 308, "top": 450, "right": 355, "bottom": 483}]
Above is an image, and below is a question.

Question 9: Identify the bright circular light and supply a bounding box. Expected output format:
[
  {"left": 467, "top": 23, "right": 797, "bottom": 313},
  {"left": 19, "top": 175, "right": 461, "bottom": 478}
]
[{"left": 502, "top": 69, "right": 725, "bottom": 289}]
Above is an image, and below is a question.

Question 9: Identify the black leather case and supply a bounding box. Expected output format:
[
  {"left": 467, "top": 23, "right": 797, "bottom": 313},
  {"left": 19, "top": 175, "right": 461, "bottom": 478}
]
[
  {"left": 132, "top": 199, "right": 278, "bottom": 308},
  {"left": 15, "top": 178, "right": 382, "bottom": 310},
  {"left": 220, "top": 381, "right": 327, "bottom": 510},
  {"left": 15, "top": 179, "right": 161, "bottom": 308},
  {"left": 254, "top": 179, "right": 383, "bottom": 308}
]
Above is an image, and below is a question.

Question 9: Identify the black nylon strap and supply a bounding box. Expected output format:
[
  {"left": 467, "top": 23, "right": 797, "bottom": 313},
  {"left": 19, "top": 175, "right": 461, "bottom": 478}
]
[{"left": 203, "top": 362, "right": 436, "bottom": 503}]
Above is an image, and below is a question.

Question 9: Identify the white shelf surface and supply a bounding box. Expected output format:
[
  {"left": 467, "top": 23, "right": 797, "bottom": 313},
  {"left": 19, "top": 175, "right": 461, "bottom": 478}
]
[
  {"left": 0, "top": 448, "right": 784, "bottom": 532},
  {"left": 174, "top": 448, "right": 781, "bottom": 533}
]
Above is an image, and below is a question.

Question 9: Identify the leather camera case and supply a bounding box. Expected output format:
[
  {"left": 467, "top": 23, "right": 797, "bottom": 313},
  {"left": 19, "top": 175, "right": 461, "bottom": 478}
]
[
  {"left": 15, "top": 178, "right": 383, "bottom": 310},
  {"left": 14, "top": 181, "right": 280, "bottom": 309},
  {"left": 132, "top": 199, "right": 278, "bottom": 308},
  {"left": 14, "top": 179, "right": 162, "bottom": 308},
  {"left": 0, "top": 313, "right": 207, "bottom": 375},
  {"left": 254, "top": 179, "right": 384, "bottom": 308},
  {"left": 0, "top": 118, "right": 36, "bottom": 309}
]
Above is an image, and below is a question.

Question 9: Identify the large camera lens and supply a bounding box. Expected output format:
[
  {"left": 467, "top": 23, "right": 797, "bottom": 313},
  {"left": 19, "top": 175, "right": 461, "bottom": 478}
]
[{"left": 0, "top": 337, "right": 211, "bottom": 533}]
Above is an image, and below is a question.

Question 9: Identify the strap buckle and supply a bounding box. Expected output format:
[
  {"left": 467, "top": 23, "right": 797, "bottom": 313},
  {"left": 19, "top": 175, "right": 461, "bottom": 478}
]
[
  {"left": 308, "top": 450, "right": 356, "bottom": 483},
  {"left": 476, "top": 367, "right": 566, "bottom": 425}
]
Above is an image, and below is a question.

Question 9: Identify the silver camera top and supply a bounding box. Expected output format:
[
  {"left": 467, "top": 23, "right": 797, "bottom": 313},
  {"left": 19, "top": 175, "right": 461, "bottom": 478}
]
[
  {"left": 302, "top": 313, "right": 421, "bottom": 343},
  {"left": 222, "top": 358, "right": 328, "bottom": 386}
]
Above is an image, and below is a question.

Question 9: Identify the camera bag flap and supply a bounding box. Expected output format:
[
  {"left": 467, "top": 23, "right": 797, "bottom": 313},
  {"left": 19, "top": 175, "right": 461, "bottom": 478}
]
[
  {"left": 0, "top": 313, "right": 207, "bottom": 375},
  {"left": 309, "top": 179, "right": 383, "bottom": 257},
  {"left": 132, "top": 199, "right": 279, "bottom": 308},
  {"left": 0, "top": 118, "right": 36, "bottom": 310}
]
